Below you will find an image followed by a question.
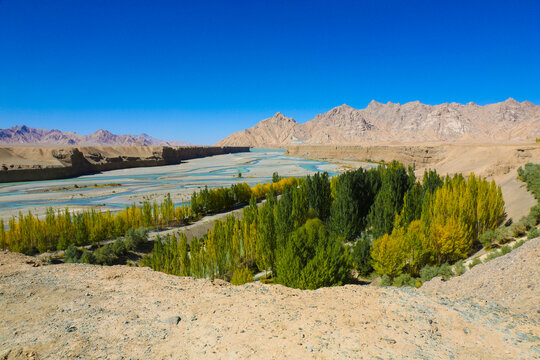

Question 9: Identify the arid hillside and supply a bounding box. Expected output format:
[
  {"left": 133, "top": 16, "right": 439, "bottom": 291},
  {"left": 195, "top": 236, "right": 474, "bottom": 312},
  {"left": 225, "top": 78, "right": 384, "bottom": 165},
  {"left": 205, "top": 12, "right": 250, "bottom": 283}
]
[
  {"left": 0, "top": 125, "right": 193, "bottom": 147},
  {"left": 1, "top": 238, "right": 539, "bottom": 359},
  {"left": 216, "top": 99, "right": 540, "bottom": 146}
]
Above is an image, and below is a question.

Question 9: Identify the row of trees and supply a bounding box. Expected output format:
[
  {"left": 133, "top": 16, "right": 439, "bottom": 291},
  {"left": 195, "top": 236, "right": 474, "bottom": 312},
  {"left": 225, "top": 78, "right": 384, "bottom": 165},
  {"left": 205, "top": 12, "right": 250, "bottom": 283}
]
[
  {"left": 0, "top": 178, "right": 299, "bottom": 254},
  {"left": 143, "top": 162, "right": 506, "bottom": 288},
  {"left": 143, "top": 178, "right": 351, "bottom": 289},
  {"left": 371, "top": 174, "right": 505, "bottom": 277}
]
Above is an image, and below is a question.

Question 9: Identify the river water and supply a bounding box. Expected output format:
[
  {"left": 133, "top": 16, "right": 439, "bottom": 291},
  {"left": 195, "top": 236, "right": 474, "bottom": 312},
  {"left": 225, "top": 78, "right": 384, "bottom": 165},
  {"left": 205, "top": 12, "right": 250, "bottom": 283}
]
[{"left": 0, "top": 149, "right": 341, "bottom": 221}]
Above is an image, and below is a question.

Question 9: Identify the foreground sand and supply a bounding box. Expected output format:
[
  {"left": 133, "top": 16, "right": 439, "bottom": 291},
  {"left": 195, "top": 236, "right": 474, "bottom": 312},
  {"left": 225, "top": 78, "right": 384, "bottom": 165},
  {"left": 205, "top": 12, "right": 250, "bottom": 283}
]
[{"left": 1, "top": 239, "right": 539, "bottom": 359}]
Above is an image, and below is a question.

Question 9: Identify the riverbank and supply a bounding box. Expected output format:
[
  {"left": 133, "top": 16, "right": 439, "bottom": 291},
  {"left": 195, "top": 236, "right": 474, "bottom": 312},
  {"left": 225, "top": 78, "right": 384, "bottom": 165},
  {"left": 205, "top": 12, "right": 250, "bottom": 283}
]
[
  {"left": 0, "top": 145, "right": 250, "bottom": 183},
  {"left": 0, "top": 150, "right": 340, "bottom": 223}
]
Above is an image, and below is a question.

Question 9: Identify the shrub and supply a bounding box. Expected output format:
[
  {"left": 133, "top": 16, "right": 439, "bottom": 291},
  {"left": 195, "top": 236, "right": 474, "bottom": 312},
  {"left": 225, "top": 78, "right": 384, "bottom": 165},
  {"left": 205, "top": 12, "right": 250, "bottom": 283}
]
[
  {"left": 500, "top": 245, "right": 511, "bottom": 256},
  {"left": 529, "top": 204, "right": 540, "bottom": 224},
  {"left": 392, "top": 273, "right": 418, "bottom": 287},
  {"left": 79, "top": 250, "right": 95, "bottom": 264},
  {"left": 111, "top": 238, "right": 127, "bottom": 256},
  {"left": 513, "top": 239, "right": 526, "bottom": 249},
  {"left": 379, "top": 275, "right": 392, "bottom": 286},
  {"left": 469, "top": 257, "right": 482, "bottom": 268},
  {"left": 419, "top": 263, "right": 454, "bottom": 282},
  {"left": 494, "top": 227, "right": 513, "bottom": 244},
  {"left": 454, "top": 260, "right": 466, "bottom": 276},
  {"left": 509, "top": 222, "right": 527, "bottom": 237},
  {"left": 230, "top": 267, "right": 253, "bottom": 285},
  {"left": 124, "top": 227, "right": 148, "bottom": 251},
  {"left": 521, "top": 215, "right": 537, "bottom": 230},
  {"left": 485, "top": 250, "right": 503, "bottom": 262},
  {"left": 419, "top": 265, "right": 439, "bottom": 282},
  {"left": 528, "top": 228, "right": 540, "bottom": 239},
  {"left": 479, "top": 229, "right": 497, "bottom": 248},
  {"left": 93, "top": 244, "right": 118, "bottom": 265},
  {"left": 64, "top": 245, "right": 81, "bottom": 263},
  {"left": 437, "top": 263, "right": 454, "bottom": 280}
]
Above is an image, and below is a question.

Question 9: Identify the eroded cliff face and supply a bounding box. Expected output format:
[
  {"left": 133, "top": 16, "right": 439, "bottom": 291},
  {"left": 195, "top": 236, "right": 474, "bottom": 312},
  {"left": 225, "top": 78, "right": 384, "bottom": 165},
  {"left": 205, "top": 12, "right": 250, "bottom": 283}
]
[
  {"left": 286, "top": 144, "right": 445, "bottom": 167},
  {"left": 0, "top": 146, "right": 249, "bottom": 183}
]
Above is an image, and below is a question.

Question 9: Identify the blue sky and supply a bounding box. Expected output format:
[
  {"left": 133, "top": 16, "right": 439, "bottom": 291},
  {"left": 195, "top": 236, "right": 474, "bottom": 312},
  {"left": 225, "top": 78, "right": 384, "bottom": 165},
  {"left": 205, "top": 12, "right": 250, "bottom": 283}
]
[{"left": 1, "top": 0, "right": 539, "bottom": 144}]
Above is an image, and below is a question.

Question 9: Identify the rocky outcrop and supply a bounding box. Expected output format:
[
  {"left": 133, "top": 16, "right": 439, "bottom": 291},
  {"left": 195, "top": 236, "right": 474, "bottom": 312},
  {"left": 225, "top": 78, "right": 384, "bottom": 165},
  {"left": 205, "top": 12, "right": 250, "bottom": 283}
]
[
  {"left": 216, "top": 99, "right": 540, "bottom": 146},
  {"left": 286, "top": 144, "right": 445, "bottom": 167},
  {"left": 0, "top": 146, "right": 249, "bottom": 183}
]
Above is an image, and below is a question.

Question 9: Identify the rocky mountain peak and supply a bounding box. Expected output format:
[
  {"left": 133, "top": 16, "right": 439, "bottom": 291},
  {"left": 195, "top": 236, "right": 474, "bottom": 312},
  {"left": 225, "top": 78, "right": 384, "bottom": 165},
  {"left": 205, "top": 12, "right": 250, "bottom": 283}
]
[
  {"left": 0, "top": 126, "right": 179, "bottom": 146},
  {"left": 216, "top": 99, "right": 540, "bottom": 146}
]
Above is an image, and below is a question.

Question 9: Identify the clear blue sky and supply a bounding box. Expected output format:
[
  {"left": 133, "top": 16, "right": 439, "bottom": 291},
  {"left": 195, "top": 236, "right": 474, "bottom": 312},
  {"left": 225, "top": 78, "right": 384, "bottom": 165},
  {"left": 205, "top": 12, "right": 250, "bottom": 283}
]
[{"left": 1, "top": 0, "right": 539, "bottom": 144}]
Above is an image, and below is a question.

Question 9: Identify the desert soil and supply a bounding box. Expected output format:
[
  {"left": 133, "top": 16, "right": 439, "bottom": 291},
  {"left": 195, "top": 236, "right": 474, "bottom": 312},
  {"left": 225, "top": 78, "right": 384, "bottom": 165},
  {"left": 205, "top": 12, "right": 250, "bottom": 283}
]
[{"left": 1, "top": 238, "right": 539, "bottom": 360}]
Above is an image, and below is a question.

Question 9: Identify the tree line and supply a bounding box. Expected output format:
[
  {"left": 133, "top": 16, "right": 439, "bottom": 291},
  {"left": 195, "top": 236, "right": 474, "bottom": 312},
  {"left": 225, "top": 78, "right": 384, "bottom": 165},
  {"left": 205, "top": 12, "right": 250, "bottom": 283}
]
[
  {"left": 143, "top": 162, "right": 506, "bottom": 289},
  {"left": 0, "top": 177, "right": 298, "bottom": 254}
]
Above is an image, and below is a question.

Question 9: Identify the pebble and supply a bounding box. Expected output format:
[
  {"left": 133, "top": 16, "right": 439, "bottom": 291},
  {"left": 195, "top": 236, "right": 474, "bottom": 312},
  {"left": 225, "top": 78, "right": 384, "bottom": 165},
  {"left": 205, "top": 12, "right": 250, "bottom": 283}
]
[{"left": 163, "top": 316, "right": 181, "bottom": 325}]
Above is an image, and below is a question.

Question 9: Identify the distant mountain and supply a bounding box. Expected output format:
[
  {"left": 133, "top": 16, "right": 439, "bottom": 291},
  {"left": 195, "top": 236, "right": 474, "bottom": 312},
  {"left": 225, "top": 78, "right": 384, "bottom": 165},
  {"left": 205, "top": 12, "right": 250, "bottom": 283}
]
[
  {"left": 0, "top": 126, "right": 193, "bottom": 146},
  {"left": 216, "top": 99, "right": 540, "bottom": 146}
]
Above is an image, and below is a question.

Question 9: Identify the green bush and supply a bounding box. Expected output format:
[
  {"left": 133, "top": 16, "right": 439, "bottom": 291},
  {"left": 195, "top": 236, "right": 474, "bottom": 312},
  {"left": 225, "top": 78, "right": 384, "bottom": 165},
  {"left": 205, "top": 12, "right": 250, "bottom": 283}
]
[
  {"left": 124, "top": 227, "right": 148, "bottom": 251},
  {"left": 392, "top": 273, "right": 419, "bottom": 287},
  {"left": 529, "top": 204, "right": 540, "bottom": 224},
  {"left": 485, "top": 249, "right": 503, "bottom": 262},
  {"left": 469, "top": 257, "right": 482, "bottom": 269},
  {"left": 111, "top": 238, "right": 127, "bottom": 256},
  {"left": 528, "top": 228, "right": 540, "bottom": 239},
  {"left": 230, "top": 267, "right": 253, "bottom": 285},
  {"left": 64, "top": 245, "right": 81, "bottom": 263},
  {"left": 93, "top": 244, "right": 119, "bottom": 265},
  {"left": 419, "top": 263, "right": 454, "bottom": 282},
  {"left": 500, "top": 245, "right": 511, "bottom": 255},
  {"left": 509, "top": 222, "right": 527, "bottom": 237},
  {"left": 454, "top": 260, "right": 466, "bottom": 276},
  {"left": 379, "top": 275, "right": 392, "bottom": 286},
  {"left": 79, "top": 250, "right": 95, "bottom": 264},
  {"left": 513, "top": 239, "right": 526, "bottom": 249},
  {"left": 479, "top": 229, "right": 497, "bottom": 248}
]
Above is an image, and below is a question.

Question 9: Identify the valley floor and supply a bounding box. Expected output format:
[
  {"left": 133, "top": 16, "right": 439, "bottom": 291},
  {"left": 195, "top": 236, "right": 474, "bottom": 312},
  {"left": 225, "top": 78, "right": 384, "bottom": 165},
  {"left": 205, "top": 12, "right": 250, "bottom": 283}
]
[{"left": 1, "top": 238, "right": 539, "bottom": 360}]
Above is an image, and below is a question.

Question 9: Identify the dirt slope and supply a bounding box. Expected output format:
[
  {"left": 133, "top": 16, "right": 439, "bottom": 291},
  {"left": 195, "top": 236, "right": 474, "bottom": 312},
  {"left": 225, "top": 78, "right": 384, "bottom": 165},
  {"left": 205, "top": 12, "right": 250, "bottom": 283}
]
[
  {"left": 1, "top": 246, "right": 539, "bottom": 359},
  {"left": 422, "top": 237, "right": 540, "bottom": 320}
]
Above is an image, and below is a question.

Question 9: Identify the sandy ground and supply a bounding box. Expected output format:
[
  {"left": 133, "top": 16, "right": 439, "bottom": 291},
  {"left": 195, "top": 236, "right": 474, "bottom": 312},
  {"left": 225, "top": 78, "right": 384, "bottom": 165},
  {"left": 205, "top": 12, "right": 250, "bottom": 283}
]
[{"left": 1, "top": 238, "right": 539, "bottom": 359}]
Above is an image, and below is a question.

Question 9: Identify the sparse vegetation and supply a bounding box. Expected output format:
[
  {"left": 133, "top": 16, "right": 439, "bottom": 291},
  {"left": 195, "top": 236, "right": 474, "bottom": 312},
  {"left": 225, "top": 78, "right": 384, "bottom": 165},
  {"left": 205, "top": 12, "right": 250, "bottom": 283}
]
[
  {"left": 469, "top": 257, "right": 482, "bottom": 268},
  {"left": 528, "top": 227, "right": 540, "bottom": 239}
]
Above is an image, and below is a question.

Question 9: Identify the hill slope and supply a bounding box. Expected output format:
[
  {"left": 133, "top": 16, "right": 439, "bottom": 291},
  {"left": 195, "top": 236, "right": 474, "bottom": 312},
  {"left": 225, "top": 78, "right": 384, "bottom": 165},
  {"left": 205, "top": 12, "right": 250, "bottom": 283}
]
[
  {"left": 0, "top": 125, "right": 192, "bottom": 146},
  {"left": 1, "top": 239, "right": 539, "bottom": 359},
  {"left": 216, "top": 99, "right": 540, "bottom": 146}
]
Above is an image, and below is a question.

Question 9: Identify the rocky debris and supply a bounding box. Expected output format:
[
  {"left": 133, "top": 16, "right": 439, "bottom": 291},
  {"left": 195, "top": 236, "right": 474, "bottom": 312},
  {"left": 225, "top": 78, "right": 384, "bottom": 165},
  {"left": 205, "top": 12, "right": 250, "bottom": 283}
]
[
  {"left": 163, "top": 316, "right": 181, "bottom": 325},
  {"left": 422, "top": 237, "right": 540, "bottom": 321}
]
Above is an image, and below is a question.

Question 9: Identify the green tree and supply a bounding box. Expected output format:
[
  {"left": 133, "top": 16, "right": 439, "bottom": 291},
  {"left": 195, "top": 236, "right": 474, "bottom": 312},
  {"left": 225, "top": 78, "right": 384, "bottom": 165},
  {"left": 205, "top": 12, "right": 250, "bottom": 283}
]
[{"left": 305, "top": 172, "right": 332, "bottom": 221}]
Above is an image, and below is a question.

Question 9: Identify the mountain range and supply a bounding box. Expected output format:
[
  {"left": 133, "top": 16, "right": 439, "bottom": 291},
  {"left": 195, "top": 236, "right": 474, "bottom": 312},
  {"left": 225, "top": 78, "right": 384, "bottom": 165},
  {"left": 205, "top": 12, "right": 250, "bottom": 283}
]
[
  {"left": 216, "top": 99, "right": 540, "bottom": 146},
  {"left": 0, "top": 126, "right": 192, "bottom": 146}
]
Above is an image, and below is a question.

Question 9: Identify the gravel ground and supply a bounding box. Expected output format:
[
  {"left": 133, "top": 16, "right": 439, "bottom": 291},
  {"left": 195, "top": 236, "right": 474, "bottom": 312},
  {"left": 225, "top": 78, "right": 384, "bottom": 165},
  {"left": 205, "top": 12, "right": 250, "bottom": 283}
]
[
  {"left": 0, "top": 246, "right": 539, "bottom": 360},
  {"left": 422, "top": 237, "right": 540, "bottom": 321}
]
